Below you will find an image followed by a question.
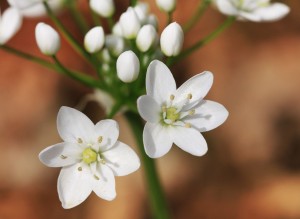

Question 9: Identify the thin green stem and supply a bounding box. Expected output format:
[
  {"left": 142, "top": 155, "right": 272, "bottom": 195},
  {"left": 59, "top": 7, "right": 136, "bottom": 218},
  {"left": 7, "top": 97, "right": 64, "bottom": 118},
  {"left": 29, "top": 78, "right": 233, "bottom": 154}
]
[
  {"left": 183, "top": 0, "right": 212, "bottom": 33},
  {"left": 125, "top": 111, "right": 170, "bottom": 219},
  {"left": 67, "top": 2, "right": 89, "bottom": 33},
  {"left": 167, "top": 12, "right": 173, "bottom": 25},
  {"left": 107, "top": 17, "right": 114, "bottom": 31},
  {"left": 169, "top": 16, "right": 235, "bottom": 66},
  {"left": 130, "top": 0, "right": 137, "bottom": 6}
]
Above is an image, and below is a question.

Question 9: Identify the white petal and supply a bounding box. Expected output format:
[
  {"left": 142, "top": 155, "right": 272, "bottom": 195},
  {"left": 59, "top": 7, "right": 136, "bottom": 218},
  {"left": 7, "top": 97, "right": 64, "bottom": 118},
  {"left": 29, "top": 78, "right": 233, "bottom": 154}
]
[
  {"left": 169, "top": 126, "right": 207, "bottom": 156},
  {"left": 102, "top": 141, "right": 140, "bottom": 176},
  {"left": 57, "top": 106, "right": 95, "bottom": 143},
  {"left": 39, "top": 142, "right": 82, "bottom": 167},
  {"left": 0, "top": 7, "right": 22, "bottom": 45},
  {"left": 58, "top": 163, "right": 93, "bottom": 209},
  {"left": 173, "top": 71, "right": 213, "bottom": 109},
  {"left": 215, "top": 0, "right": 238, "bottom": 16},
  {"left": 254, "top": 3, "right": 290, "bottom": 22},
  {"left": 143, "top": 122, "right": 173, "bottom": 158},
  {"left": 183, "top": 100, "right": 229, "bottom": 132},
  {"left": 146, "top": 60, "right": 176, "bottom": 105},
  {"left": 92, "top": 163, "right": 116, "bottom": 201},
  {"left": 94, "top": 119, "right": 119, "bottom": 151},
  {"left": 137, "top": 95, "right": 161, "bottom": 123},
  {"left": 239, "top": 11, "right": 261, "bottom": 22}
]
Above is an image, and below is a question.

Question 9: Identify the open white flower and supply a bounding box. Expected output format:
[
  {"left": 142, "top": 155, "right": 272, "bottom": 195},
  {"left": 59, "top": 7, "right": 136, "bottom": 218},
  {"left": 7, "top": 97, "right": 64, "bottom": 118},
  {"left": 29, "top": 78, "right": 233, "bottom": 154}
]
[
  {"left": 39, "top": 106, "right": 140, "bottom": 209},
  {"left": 137, "top": 60, "right": 228, "bottom": 158},
  {"left": 215, "top": 0, "right": 290, "bottom": 22}
]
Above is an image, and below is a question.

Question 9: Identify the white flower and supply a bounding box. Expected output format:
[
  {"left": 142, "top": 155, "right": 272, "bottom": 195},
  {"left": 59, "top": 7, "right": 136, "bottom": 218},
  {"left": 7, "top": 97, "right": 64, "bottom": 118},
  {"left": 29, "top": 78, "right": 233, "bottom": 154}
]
[
  {"left": 136, "top": 24, "right": 157, "bottom": 52},
  {"left": 0, "top": 7, "right": 22, "bottom": 45},
  {"left": 84, "top": 26, "right": 105, "bottom": 53},
  {"left": 160, "top": 22, "right": 183, "bottom": 57},
  {"left": 137, "top": 60, "right": 228, "bottom": 158},
  {"left": 215, "top": 0, "right": 290, "bottom": 22},
  {"left": 119, "top": 7, "right": 141, "bottom": 39},
  {"left": 155, "top": 0, "right": 177, "bottom": 12},
  {"left": 39, "top": 106, "right": 140, "bottom": 209},
  {"left": 105, "top": 34, "right": 125, "bottom": 57},
  {"left": 35, "top": 22, "right": 61, "bottom": 55},
  {"left": 89, "top": 0, "right": 115, "bottom": 18},
  {"left": 117, "top": 50, "right": 140, "bottom": 83}
]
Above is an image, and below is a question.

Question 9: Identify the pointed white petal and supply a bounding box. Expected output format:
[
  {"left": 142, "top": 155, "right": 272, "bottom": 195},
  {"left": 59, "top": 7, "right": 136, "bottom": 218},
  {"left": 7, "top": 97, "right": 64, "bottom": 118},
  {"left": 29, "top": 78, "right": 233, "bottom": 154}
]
[
  {"left": 92, "top": 163, "right": 116, "bottom": 201},
  {"left": 137, "top": 95, "right": 161, "bottom": 123},
  {"left": 94, "top": 119, "right": 119, "bottom": 151},
  {"left": 58, "top": 163, "right": 93, "bottom": 209},
  {"left": 239, "top": 11, "right": 261, "bottom": 22},
  {"left": 173, "top": 71, "right": 213, "bottom": 108},
  {"left": 184, "top": 100, "right": 228, "bottom": 132},
  {"left": 39, "top": 142, "right": 82, "bottom": 167},
  {"left": 57, "top": 106, "right": 95, "bottom": 143},
  {"left": 143, "top": 122, "right": 173, "bottom": 158},
  {"left": 146, "top": 60, "right": 176, "bottom": 105},
  {"left": 215, "top": 0, "right": 238, "bottom": 16},
  {"left": 254, "top": 3, "right": 290, "bottom": 22},
  {"left": 0, "top": 7, "right": 22, "bottom": 45},
  {"left": 169, "top": 127, "right": 207, "bottom": 156},
  {"left": 102, "top": 141, "right": 140, "bottom": 176}
]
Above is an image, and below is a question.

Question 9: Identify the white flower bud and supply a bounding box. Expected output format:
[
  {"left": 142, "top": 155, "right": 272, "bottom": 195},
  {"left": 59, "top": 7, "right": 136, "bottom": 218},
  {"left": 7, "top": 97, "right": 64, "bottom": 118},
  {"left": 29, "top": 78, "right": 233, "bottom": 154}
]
[
  {"left": 105, "top": 34, "right": 125, "bottom": 57},
  {"left": 112, "top": 22, "right": 123, "bottom": 36},
  {"left": 155, "top": 0, "right": 176, "bottom": 12},
  {"left": 160, "top": 22, "right": 183, "bottom": 56},
  {"left": 89, "top": 0, "right": 115, "bottom": 18},
  {"left": 35, "top": 22, "right": 60, "bottom": 55},
  {"left": 84, "top": 26, "right": 105, "bottom": 53},
  {"left": 136, "top": 25, "right": 157, "bottom": 52},
  {"left": 119, "top": 7, "right": 141, "bottom": 39},
  {"left": 146, "top": 14, "right": 158, "bottom": 30},
  {"left": 117, "top": 50, "right": 140, "bottom": 83},
  {"left": 134, "top": 2, "right": 149, "bottom": 24}
]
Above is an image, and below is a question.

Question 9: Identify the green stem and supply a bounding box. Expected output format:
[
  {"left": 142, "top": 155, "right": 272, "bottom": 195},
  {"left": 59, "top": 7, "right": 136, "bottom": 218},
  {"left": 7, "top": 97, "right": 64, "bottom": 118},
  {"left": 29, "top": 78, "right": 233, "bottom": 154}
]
[
  {"left": 43, "top": 2, "right": 91, "bottom": 62},
  {"left": 167, "top": 12, "right": 173, "bottom": 25},
  {"left": 130, "top": 0, "right": 137, "bottom": 6},
  {"left": 183, "top": 0, "right": 211, "bottom": 33},
  {"left": 169, "top": 16, "right": 235, "bottom": 66},
  {"left": 125, "top": 111, "right": 170, "bottom": 219},
  {"left": 67, "top": 2, "right": 89, "bottom": 33}
]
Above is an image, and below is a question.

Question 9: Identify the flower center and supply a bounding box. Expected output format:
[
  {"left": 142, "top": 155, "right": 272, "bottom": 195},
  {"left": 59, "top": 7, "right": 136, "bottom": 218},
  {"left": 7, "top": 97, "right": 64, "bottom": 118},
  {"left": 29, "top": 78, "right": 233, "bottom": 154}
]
[
  {"left": 82, "top": 148, "right": 97, "bottom": 164},
  {"left": 166, "top": 107, "right": 180, "bottom": 122}
]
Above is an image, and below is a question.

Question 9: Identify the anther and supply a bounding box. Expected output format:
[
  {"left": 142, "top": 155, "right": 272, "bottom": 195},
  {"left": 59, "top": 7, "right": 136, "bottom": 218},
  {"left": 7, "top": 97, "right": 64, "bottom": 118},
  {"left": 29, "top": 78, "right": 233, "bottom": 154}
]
[
  {"left": 185, "top": 123, "right": 192, "bottom": 128},
  {"left": 170, "top": 94, "right": 175, "bottom": 100},
  {"left": 187, "top": 93, "right": 192, "bottom": 99},
  {"left": 78, "top": 167, "right": 82, "bottom": 171},
  {"left": 98, "top": 136, "right": 103, "bottom": 143},
  {"left": 60, "top": 155, "right": 67, "bottom": 159},
  {"left": 77, "top": 138, "right": 83, "bottom": 144},
  {"left": 100, "top": 159, "right": 106, "bottom": 164},
  {"left": 94, "top": 175, "right": 100, "bottom": 180},
  {"left": 189, "top": 109, "right": 195, "bottom": 115}
]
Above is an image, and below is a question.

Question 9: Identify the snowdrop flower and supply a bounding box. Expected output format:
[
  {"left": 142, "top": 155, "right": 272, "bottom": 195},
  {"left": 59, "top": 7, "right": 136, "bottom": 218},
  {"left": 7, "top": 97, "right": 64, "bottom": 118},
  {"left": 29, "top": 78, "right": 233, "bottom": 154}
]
[
  {"left": 0, "top": 7, "right": 22, "bottom": 45},
  {"left": 105, "top": 34, "right": 125, "bottom": 57},
  {"left": 39, "top": 107, "right": 140, "bottom": 209},
  {"left": 117, "top": 50, "right": 140, "bottom": 83},
  {"left": 35, "top": 22, "right": 61, "bottom": 55},
  {"left": 156, "top": 0, "right": 177, "bottom": 12},
  {"left": 89, "top": 0, "right": 115, "bottom": 18},
  {"left": 137, "top": 60, "right": 228, "bottom": 158},
  {"left": 119, "top": 7, "right": 141, "bottom": 39},
  {"left": 84, "top": 26, "right": 105, "bottom": 53},
  {"left": 215, "top": 0, "right": 290, "bottom": 22},
  {"left": 136, "top": 25, "right": 157, "bottom": 52},
  {"left": 160, "top": 22, "right": 183, "bottom": 57}
]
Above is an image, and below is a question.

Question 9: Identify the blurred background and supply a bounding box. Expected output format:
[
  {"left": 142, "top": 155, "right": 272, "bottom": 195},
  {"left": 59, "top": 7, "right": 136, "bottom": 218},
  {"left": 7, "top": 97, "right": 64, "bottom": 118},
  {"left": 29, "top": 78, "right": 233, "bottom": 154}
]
[{"left": 0, "top": 0, "right": 300, "bottom": 218}]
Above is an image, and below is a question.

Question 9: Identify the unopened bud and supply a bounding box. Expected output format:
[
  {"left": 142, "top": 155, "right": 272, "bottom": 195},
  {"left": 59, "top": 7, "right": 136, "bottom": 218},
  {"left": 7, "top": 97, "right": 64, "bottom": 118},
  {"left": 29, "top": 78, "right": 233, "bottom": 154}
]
[
  {"left": 160, "top": 22, "right": 183, "bottom": 56},
  {"left": 35, "top": 22, "right": 60, "bottom": 55},
  {"left": 84, "top": 26, "right": 105, "bottom": 53},
  {"left": 116, "top": 50, "right": 140, "bottom": 83},
  {"left": 155, "top": 0, "right": 176, "bottom": 12},
  {"left": 119, "top": 7, "right": 141, "bottom": 39},
  {"left": 136, "top": 25, "right": 157, "bottom": 52},
  {"left": 89, "top": 0, "right": 115, "bottom": 18}
]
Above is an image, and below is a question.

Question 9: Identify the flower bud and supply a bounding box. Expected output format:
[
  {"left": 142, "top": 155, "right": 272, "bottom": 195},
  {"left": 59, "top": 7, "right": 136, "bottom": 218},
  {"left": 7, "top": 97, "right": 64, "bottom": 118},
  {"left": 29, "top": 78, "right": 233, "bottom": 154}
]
[
  {"left": 119, "top": 7, "right": 141, "bottom": 39},
  {"left": 134, "top": 2, "right": 149, "bottom": 24},
  {"left": 105, "top": 34, "right": 125, "bottom": 57},
  {"left": 89, "top": 0, "right": 115, "bottom": 18},
  {"left": 35, "top": 22, "right": 60, "bottom": 55},
  {"left": 160, "top": 22, "right": 183, "bottom": 56},
  {"left": 155, "top": 0, "right": 176, "bottom": 12},
  {"left": 112, "top": 22, "right": 123, "bottom": 36},
  {"left": 84, "top": 26, "right": 105, "bottom": 53},
  {"left": 146, "top": 14, "right": 158, "bottom": 30},
  {"left": 136, "top": 25, "right": 157, "bottom": 52},
  {"left": 117, "top": 50, "right": 140, "bottom": 83}
]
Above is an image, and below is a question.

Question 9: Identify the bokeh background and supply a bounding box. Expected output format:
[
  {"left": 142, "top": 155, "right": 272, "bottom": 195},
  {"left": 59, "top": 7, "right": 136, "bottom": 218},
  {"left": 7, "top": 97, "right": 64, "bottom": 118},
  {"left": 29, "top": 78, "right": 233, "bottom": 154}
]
[{"left": 0, "top": 0, "right": 300, "bottom": 218}]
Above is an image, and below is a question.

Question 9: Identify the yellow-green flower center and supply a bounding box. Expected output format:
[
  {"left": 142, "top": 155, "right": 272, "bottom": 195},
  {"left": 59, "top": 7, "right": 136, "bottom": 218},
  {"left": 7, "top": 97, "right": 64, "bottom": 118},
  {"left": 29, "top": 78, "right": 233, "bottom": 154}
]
[
  {"left": 82, "top": 148, "right": 97, "bottom": 164},
  {"left": 166, "top": 107, "right": 180, "bottom": 123}
]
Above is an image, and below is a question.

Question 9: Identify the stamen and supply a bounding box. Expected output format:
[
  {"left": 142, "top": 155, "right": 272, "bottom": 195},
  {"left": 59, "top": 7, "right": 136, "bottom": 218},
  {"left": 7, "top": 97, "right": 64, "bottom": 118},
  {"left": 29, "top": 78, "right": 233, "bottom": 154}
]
[
  {"left": 77, "top": 138, "right": 83, "bottom": 144},
  {"left": 187, "top": 93, "right": 192, "bottom": 99},
  {"left": 78, "top": 167, "right": 82, "bottom": 171},
  {"left": 60, "top": 155, "right": 67, "bottom": 159},
  {"left": 100, "top": 159, "right": 106, "bottom": 164},
  {"left": 94, "top": 175, "right": 100, "bottom": 180},
  {"left": 87, "top": 143, "right": 93, "bottom": 147},
  {"left": 98, "top": 136, "right": 103, "bottom": 143},
  {"left": 185, "top": 123, "right": 192, "bottom": 128},
  {"left": 170, "top": 94, "right": 175, "bottom": 101},
  {"left": 189, "top": 109, "right": 195, "bottom": 115},
  {"left": 162, "top": 105, "right": 167, "bottom": 113}
]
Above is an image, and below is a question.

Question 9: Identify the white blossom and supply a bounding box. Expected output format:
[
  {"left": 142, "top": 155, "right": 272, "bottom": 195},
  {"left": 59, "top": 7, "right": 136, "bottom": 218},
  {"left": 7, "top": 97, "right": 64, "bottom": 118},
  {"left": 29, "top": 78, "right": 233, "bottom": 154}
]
[
  {"left": 117, "top": 50, "right": 140, "bottom": 83},
  {"left": 89, "top": 0, "right": 115, "bottom": 18},
  {"left": 215, "top": 0, "right": 290, "bottom": 22},
  {"left": 84, "top": 26, "right": 105, "bottom": 53},
  {"left": 160, "top": 22, "right": 183, "bottom": 56},
  {"left": 39, "top": 106, "right": 140, "bottom": 209},
  {"left": 136, "top": 24, "right": 157, "bottom": 52},
  {"left": 137, "top": 60, "right": 228, "bottom": 158},
  {"left": 35, "top": 22, "right": 60, "bottom": 55}
]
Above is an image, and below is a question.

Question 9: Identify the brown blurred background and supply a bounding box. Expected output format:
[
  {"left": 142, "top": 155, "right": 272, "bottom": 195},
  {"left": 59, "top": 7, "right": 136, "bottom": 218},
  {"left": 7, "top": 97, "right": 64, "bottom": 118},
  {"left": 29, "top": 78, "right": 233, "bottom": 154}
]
[{"left": 0, "top": 0, "right": 300, "bottom": 218}]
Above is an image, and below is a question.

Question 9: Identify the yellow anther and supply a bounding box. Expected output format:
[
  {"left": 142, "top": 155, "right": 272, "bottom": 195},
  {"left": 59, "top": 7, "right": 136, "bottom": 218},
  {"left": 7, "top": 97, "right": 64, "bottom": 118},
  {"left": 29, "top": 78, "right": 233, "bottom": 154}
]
[
  {"left": 187, "top": 93, "right": 192, "bottom": 99},
  {"left": 78, "top": 167, "right": 82, "bottom": 171},
  {"left": 94, "top": 175, "right": 100, "bottom": 180},
  {"left": 170, "top": 94, "right": 175, "bottom": 100},
  {"left": 60, "top": 155, "right": 67, "bottom": 159},
  {"left": 185, "top": 123, "right": 192, "bottom": 128},
  {"left": 189, "top": 109, "right": 195, "bottom": 115},
  {"left": 77, "top": 138, "right": 83, "bottom": 144},
  {"left": 98, "top": 136, "right": 103, "bottom": 143},
  {"left": 100, "top": 159, "right": 106, "bottom": 164}
]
